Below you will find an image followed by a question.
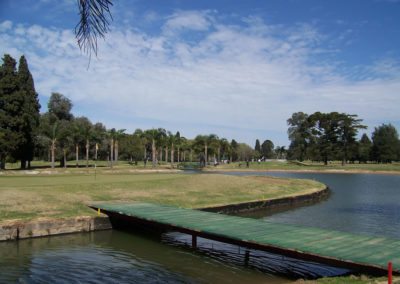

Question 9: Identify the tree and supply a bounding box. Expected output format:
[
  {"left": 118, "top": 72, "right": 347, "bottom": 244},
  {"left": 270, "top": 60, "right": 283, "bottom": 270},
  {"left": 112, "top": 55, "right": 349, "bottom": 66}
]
[
  {"left": 120, "top": 132, "right": 145, "bottom": 163},
  {"left": 230, "top": 139, "right": 239, "bottom": 162},
  {"left": 287, "top": 112, "right": 311, "bottom": 161},
  {"left": 15, "top": 55, "right": 40, "bottom": 169},
  {"left": 219, "top": 138, "right": 231, "bottom": 162},
  {"left": 308, "top": 112, "right": 339, "bottom": 165},
  {"left": 237, "top": 143, "right": 255, "bottom": 161},
  {"left": 358, "top": 134, "right": 372, "bottom": 163},
  {"left": 0, "top": 54, "right": 22, "bottom": 169},
  {"left": 39, "top": 113, "right": 70, "bottom": 168},
  {"left": 208, "top": 134, "right": 220, "bottom": 163},
  {"left": 72, "top": 116, "right": 93, "bottom": 167},
  {"left": 255, "top": 139, "right": 261, "bottom": 157},
  {"left": 336, "top": 113, "right": 366, "bottom": 165},
  {"left": 113, "top": 128, "right": 126, "bottom": 165},
  {"left": 261, "top": 140, "right": 275, "bottom": 159},
  {"left": 144, "top": 128, "right": 161, "bottom": 167},
  {"left": 167, "top": 131, "right": 177, "bottom": 167},
  {"left": 371, "top": 124, "right": 399, "bottom": 163},
  {"left": 48, "top": 93, "right": 73, "bottom": 121},
  {"left": 275, "top": 146, "right": 286, "bottom": 159}
]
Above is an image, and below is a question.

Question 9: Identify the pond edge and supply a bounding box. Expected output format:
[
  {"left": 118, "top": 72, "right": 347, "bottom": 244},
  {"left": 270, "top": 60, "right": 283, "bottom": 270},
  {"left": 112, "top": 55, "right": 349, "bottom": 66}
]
[{"left": 0, "top": 186, "right": 329, "bottom": 242}]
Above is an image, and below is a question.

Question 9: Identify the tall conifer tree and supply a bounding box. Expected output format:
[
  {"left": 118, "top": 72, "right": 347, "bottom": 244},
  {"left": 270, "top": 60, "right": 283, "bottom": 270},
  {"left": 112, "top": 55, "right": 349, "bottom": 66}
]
[
  {"left": 0, "top": 55, "right": 25, "bottom": 169},
  {"left": 16, "top": 55, "right": 41, "bottom": 168}
]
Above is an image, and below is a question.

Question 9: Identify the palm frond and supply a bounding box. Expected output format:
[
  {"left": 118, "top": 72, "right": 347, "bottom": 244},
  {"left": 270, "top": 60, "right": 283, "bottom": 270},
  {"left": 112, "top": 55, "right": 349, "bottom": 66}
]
[{"left": 75, "top": 0, "right": 113, "bottom": 58}]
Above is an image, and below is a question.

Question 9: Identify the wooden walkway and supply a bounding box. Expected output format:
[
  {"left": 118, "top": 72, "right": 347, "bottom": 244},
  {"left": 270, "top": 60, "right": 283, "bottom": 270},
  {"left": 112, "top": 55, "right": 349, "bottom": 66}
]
[{"left": 91, "top": 202, "right": 399, "bottom": 275}]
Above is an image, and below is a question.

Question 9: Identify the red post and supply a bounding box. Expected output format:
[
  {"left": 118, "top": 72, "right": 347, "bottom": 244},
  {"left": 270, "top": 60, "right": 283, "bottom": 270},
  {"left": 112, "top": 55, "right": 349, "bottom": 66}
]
[{"left": 388, "top": 261, "right": 392, "bottom": 284}]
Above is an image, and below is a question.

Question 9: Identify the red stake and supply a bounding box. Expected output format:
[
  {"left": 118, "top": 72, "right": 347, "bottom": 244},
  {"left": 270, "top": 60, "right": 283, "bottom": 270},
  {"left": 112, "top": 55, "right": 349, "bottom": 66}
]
[{"left": 388, "top": 261, "right": 392, "bottom": 284}]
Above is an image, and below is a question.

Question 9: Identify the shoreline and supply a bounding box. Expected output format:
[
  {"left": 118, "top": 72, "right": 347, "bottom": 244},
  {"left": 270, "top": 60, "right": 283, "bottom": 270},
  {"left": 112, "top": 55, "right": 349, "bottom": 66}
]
[
  {"left": 0, "top": 185, "right": 328, "bottom": 242},
  {"left": 205, "top": 168, "right": 400, "bottom": 175}
]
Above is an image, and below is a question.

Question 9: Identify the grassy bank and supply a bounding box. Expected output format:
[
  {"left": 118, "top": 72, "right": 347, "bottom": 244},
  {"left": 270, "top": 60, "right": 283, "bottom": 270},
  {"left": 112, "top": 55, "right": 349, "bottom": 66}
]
[
  {"left": 207, "top": 160, "right": 400, "bottom": 173},
  {"left": 0, "top": 171, "right": 324, "bottom": 222}
]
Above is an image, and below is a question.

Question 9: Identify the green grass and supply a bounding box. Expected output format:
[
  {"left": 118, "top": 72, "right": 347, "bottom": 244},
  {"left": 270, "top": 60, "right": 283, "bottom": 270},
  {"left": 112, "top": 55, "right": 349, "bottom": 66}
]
[
  {"left": 307, "top": 275, "right": 399, "bottom": 283},
  {"left": 0, "top": 171, "right": 325, "bottom": 222},
  {"left": 208, "top": 160, "right": 400, "bottom": 173}
]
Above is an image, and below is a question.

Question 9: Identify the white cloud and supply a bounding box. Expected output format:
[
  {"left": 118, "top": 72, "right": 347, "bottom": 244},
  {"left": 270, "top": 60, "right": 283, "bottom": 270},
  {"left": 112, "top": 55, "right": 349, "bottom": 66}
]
[
  {"left": 163, "top": 10, "right": 212, "bottom": 34},
  {"left": 0, "top": 15, "right": 399, "bottom": 146},
  {"left": 0, "top": 21, "right": 12, "bottom": 31}
]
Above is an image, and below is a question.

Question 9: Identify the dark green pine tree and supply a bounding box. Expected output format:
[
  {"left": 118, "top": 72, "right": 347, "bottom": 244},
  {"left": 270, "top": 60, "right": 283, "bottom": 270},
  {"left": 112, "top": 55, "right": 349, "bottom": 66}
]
[
  {"left": 0, "top": 54, "right": 24, "bottom": 169},
  {"left": 255, "top": 139, "right": 261, "bottom": 153},
  {"left": 16, "top": 55, "right": 41, "bottom": 169}
]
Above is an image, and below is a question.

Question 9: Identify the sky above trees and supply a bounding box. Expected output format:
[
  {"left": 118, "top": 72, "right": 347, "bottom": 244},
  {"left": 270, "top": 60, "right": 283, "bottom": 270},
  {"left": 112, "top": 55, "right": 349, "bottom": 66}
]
[{"left": 1, "top": 0, "right": 399, "bottom": 146}]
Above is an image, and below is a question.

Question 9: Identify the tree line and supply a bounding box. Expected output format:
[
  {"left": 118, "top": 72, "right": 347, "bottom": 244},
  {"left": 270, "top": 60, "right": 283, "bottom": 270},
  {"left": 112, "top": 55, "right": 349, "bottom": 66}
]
[
  {"left": 1, "top": 54, "right": 258, "bottom": 169},
  {"left": 286, "top": 112, "right": 400, "bottom": 164},
  {"left": 2, "top": 54, "right": 399, "bottom": 169}
]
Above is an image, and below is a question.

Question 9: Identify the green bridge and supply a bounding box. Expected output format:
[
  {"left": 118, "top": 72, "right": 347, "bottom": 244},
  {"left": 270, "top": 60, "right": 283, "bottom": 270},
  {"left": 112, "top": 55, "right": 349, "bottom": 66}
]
[{"left": 91, "top": 202, "right": 399, "bottom": 275}]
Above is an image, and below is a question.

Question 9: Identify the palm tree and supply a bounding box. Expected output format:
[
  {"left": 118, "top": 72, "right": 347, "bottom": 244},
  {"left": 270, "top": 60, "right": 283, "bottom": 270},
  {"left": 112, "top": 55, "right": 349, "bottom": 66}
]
[
  {"left": 179, "top": 137, "right": 188, "bottom": 162},
  {"left": 156, "top": 128, "right": 167, "bottom": 164},
  {"left": 219, "top": 138, "right": 231, "bottom": 162},
  {"left": 209, "top": 135, "right": 221, "bottom": 163},
  {"left": 167, "top": 131, "right": 177, "bottom": 167},
  {"left": 72, "top": 117, "right": 93, "bottom": 168},
  {"left": 144, "top": 128, "right": 161, "bottom": 168},
  {"left": 113, "top": 129, "right": 126, "bottom": 165},
  {"left": 175, "top": 131, "right": 181, "bottom": 163}
]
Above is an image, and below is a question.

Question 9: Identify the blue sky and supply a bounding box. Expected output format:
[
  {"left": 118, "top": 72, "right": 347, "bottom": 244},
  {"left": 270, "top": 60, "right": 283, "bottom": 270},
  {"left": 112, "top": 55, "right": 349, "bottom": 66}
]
[{"left": 1, "top": 0, "right": 400, "bottom": 147}]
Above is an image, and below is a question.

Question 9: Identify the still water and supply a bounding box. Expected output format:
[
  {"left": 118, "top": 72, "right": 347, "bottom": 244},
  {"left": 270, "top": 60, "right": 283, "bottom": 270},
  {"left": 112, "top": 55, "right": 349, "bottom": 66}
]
[
  {"left": 1, "top": 172, "right": 399, "bottom": 283},
  {"left": 227, "top": 172, "right": 400, "bottom": 239}
]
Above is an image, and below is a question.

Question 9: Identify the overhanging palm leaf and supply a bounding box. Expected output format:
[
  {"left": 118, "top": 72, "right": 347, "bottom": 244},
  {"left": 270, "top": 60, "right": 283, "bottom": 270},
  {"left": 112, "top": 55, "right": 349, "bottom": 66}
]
[{"left": 75, "top": 0, "right": 113, "bottom": 59}]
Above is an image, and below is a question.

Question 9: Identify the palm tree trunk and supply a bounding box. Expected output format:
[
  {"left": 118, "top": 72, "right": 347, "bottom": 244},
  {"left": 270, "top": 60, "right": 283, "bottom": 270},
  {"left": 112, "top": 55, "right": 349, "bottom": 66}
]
[
  {"left": 165, "top": 146, "right": 168, "bottom": 163},
  {"left": 110, "top": 138, "right": 114, "bottom": 168},
  {"left": 152, "top": 139, "right": 156, "bottom": 167},
  {"left": 115, "top": 140, "right": 118, "bottom": 165},
  {"left": 51, "top": 139, "right": 56, "bottom": 169},
  {"left": 159, "top": 147, "right": 163, "bottom": 162},
  {"left": 75, "top": 144, "right": 79, "bottom": 168},
  {"left": 86, "top": 139, "right": 89, "bottom": 167},
  {"left": 171, "top": 143, "right": 174, "bottom": 167},
  {"left": 205, "top": 143, "right": 208, "bottom": 165},
  {"left": 190, "top": 149, "right": 193, "bottom": 162},
  {"left": 218, "top": 147, "right": 221, "bottom": 162},
  {"left": 177, "top": 147, "right": 180, "bottom": 163},
  {"left": 95, "top": 143, "right": 98, "bottom": 160}
]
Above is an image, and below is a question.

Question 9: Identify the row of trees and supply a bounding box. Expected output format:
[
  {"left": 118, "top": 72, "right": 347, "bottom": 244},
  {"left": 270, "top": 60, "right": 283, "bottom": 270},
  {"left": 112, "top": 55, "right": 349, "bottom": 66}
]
[
  {"left": 33, "top": 93, "right": 255, "bottom": 169},
  {"left": 1, "top": 54, "right": 258, "bottom": 169},
  {"left": 287, "top": 112, "right": 400, "bottom": 164},
  {"left": 2, "top": 55, "right": 399, "bottom": 169},
  {"left": 254, "top": 139, "right": 286, "bottom": 160}
]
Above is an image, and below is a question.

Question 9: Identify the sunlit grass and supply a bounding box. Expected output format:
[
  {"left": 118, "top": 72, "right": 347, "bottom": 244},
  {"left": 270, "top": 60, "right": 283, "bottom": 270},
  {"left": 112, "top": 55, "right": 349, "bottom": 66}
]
[
  {"left": 0, "top": 172, "right": 324, "bottom": 222},
  {"left": 209, "top": 160, "right": 400, "bottom": 173}
]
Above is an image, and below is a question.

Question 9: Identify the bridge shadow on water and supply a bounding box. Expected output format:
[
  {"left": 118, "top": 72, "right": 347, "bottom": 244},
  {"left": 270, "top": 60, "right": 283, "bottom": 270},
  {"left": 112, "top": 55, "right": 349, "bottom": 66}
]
[{"left": 161, "top": 231, "right": 350, "bottom": 280}]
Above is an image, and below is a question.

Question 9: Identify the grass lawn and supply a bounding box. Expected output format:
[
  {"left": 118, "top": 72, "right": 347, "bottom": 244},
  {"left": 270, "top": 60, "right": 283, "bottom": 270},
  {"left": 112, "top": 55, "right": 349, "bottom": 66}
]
[
  {"left": 0, "top": 171, "right": 324, "bottom": 222},
  {"left": 307, "top": 275, "right": 399, "bottom": 284},
  {"left": 209, "top": 160, "right": 400, "bottom": 173}
]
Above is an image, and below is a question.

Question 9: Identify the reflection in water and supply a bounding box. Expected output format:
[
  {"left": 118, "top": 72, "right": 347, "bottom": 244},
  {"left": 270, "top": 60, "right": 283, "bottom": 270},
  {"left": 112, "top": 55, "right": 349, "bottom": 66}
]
[
  {"left": 163, "top": 232, "right": 348, "bottom": 280},
  {"left": 0, "top": 230, "right": 287, "bottom": 283}
]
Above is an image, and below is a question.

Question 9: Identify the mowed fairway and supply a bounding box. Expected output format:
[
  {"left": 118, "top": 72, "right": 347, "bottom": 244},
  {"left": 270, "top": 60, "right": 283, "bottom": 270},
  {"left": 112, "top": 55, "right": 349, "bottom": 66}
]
[{"left": 0, "top": 172, "right": 324, "bottom": 222}]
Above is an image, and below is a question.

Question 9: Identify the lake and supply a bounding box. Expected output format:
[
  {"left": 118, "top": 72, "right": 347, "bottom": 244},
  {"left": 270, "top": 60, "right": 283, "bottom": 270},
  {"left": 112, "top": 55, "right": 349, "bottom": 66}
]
[{"left": 1, "top": 172, "right": 399, "bottom": 282}]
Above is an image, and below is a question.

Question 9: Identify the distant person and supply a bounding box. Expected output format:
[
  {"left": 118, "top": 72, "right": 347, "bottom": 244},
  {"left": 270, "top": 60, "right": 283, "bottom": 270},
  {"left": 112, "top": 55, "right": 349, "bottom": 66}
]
[{"left": 246, "top": 160, "right": 249, "bottom": 168}]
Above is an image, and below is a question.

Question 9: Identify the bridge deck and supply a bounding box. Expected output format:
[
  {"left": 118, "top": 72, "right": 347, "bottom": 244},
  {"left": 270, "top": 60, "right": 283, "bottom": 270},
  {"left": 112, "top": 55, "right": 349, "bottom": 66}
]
[{"left": 91, "top": 202, "right": 399, "bottom": 274}]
